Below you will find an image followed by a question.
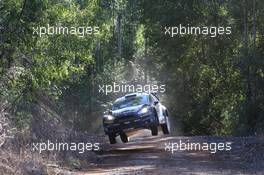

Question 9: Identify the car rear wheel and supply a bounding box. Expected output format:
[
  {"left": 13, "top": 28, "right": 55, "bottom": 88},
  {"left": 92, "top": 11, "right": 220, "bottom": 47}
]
[
  {"left": 108, "top": 134, "right": 116, "bottom": 144},
  {"left": 161, "top": 117, "right": 170, "bottom": 134},
  {"left": 120, "top": 133, "right": 128, "bottom": 143},
  {"left": 151, "top": 126, "right": 158, "bottom": 136},
  {"left": 161, "top": 124, "right": 169, "bottom": 134}
]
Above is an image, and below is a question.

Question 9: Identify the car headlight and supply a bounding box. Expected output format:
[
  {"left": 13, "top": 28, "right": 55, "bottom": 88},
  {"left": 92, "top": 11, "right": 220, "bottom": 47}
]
[
  {"left": 103, "top": 115, "right": 115, "bottom": 123},
  {"left": 138, "top": 107, "right": 150, "bottom": 115}
]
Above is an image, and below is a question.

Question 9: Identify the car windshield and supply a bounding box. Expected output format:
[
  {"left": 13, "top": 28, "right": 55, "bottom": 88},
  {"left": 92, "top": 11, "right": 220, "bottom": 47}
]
[{"left": 112, "top": 95, "right": 148, "bottom": 110}]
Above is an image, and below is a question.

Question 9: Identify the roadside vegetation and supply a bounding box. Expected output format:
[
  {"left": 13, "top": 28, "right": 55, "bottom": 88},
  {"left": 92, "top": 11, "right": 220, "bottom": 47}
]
[{"left": 0, "top": 0, "right": 264, "bottom": 174}]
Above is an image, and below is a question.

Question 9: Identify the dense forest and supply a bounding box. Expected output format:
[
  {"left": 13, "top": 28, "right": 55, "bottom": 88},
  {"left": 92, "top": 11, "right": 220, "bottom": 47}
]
[{"left": 0, "top": 0, "right": 264, "bottom": 137}]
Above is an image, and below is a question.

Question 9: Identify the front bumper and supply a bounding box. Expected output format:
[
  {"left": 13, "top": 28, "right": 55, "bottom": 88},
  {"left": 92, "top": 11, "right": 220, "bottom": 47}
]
[{"left": 103, "top": 114, "right": 157, "bottom": 135}]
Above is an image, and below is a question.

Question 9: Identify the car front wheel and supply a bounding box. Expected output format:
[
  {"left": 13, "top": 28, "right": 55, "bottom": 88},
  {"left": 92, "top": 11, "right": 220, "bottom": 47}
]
[
  {"left": 108, "top": 134, "right": 116, "bottom": 144},
  {"left": 150, "top": 126, "right": 158, "bottom": 136},
  {"left": 120, "top": 133, "right": 128, "bottom": 143}
]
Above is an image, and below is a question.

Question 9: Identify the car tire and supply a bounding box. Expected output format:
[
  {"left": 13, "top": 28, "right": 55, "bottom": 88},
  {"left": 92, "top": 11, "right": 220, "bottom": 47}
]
[
  {"left": 161, "top": 117, "right": 170, "bottom": 134},
  {"left": 153, "top": 108, "right": 159, "bottom": 123},
  {"left": 151, "top": 126, "right": 158, "bottom": 136},
  {"left": 161, "top": 124, "right": 169, "bottom": 134},
  {"left": 108, "top": 134, "right": 116, "bottom": 144},
  {"left": 120, "top": 133, "right": 128, "bottom": 143}
]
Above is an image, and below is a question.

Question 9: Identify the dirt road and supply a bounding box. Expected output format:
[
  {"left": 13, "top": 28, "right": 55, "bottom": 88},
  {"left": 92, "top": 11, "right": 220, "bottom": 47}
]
[{"left": 78, "top": 131, "right": 263, "bottom": 175}]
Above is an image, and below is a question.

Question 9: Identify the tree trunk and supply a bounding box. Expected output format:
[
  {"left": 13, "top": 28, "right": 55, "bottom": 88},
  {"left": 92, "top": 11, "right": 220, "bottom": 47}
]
[
  {"left": 243, "top": 0, "right": 251, "bottom": 101},
  {"left": 117, "top": 14, "right": 122, "bottom": 58},
  {"left": 253, "top": 0, "right": 257, "bottom": 102}
]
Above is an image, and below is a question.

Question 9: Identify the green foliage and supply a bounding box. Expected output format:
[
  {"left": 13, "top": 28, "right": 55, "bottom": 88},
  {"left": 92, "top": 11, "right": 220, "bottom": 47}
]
[
  {"left": 0, "top": 0, "right": 263, "bottom": 135},
  {"left": 140, "top": 0, "right": 264, "bottom": 136}
]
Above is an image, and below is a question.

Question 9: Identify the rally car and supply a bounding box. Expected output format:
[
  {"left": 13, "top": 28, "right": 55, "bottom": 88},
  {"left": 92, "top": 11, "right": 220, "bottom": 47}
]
[{"left": 103, "top": 93, "right": 170, "bottom": 144}]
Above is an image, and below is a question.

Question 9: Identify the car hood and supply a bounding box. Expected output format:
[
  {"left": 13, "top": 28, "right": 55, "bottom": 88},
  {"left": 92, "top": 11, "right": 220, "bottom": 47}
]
[{"left": 112, "top": 104, "right": 145, "bottom": 117}]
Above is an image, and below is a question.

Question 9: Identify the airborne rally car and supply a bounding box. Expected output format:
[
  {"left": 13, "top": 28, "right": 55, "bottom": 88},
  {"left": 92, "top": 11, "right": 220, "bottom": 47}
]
[{"left": 103, "top": 93, "right": 170, "bottom": 144}]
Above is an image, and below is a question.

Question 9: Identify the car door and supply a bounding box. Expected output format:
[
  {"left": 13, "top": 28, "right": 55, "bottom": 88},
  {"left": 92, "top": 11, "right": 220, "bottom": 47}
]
[{"left": 151, "top": 94, "right": 165, "bottom": 124}]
